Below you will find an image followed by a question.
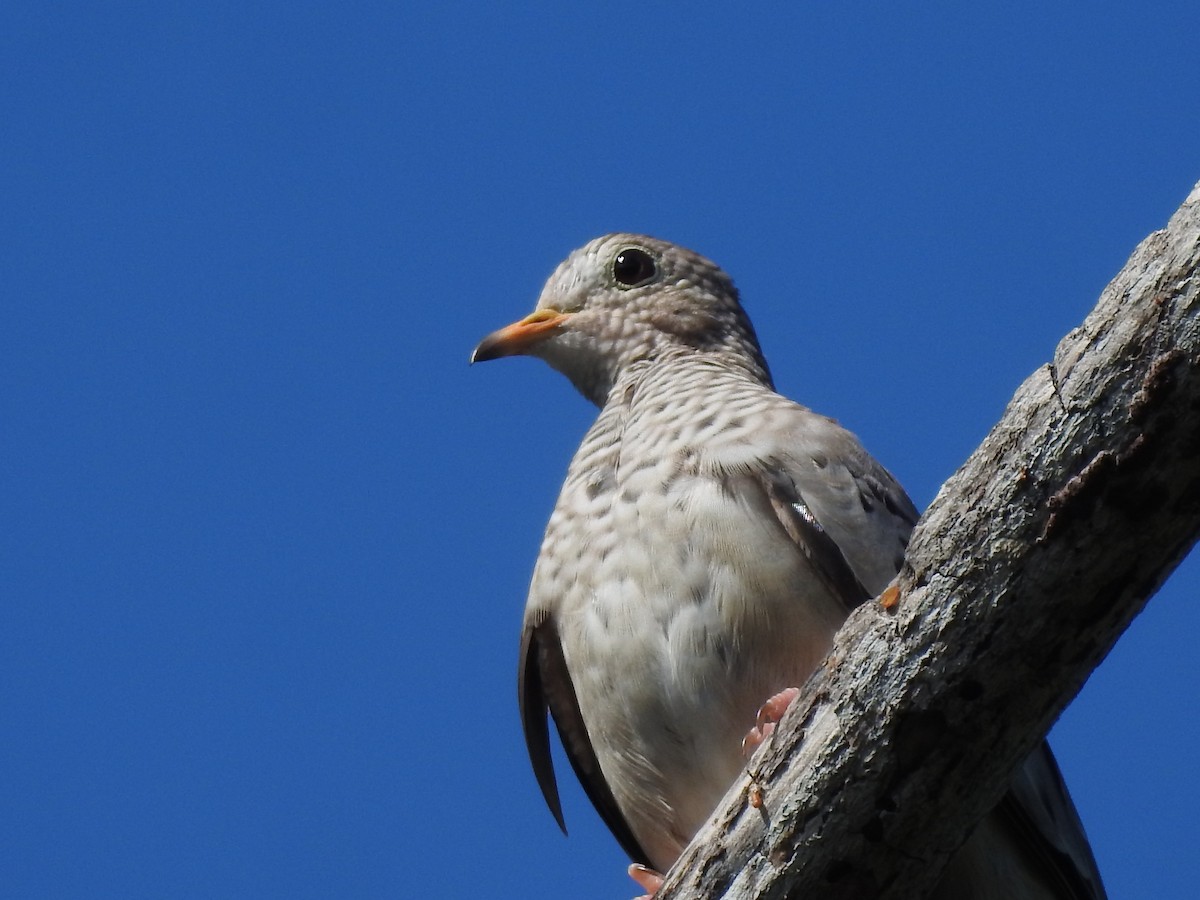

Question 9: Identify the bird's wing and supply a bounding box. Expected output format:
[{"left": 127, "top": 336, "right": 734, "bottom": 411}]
[
  {"left": 993, "top": 742, "right": 1109, "bottom": 899},
  {"left": 751, "top": 465, "right": 874, "bottom": 612},
  {"left": 518, "top": 610, "right": 651, "bottom": 865},
  {"left": 772, "top": 409, "right": 919, "bottom": 598}
]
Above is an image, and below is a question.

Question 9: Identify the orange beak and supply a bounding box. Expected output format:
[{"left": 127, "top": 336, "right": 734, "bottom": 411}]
[{"left": 470, "top": 309, "right": 572, "bottom": 363}]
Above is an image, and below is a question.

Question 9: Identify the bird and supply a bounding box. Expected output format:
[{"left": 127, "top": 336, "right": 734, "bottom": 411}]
[{"left": 472, "top": 233, "right": 1107, "bottom": 899}]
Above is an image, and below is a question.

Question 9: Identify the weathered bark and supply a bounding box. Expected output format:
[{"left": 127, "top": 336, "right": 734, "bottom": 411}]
[{"left": 657, "top": 180, "right": 1200, "bottom": 899}]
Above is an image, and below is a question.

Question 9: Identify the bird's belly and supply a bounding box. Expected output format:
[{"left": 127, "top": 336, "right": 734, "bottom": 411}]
[{"left": 547, "top": 475, "right": 848, "bottom": 870}]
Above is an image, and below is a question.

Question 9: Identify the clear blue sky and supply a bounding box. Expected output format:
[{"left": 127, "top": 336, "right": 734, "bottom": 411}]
[{"left": 3, "top": 4, "right": 1197, "bottom": 898}]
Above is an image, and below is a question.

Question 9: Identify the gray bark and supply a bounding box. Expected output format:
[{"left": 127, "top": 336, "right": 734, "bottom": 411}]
[{"left": 657, "top": 180, "right": 1200, "bottom": 899}]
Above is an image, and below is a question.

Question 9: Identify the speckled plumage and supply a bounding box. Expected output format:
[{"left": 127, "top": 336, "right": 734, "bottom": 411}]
[{"left": 473, "top": 234, "right": 1106, "bottom": 898}]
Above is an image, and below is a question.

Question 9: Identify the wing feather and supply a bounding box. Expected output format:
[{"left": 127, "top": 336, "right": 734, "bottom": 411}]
[{"left": 518, "top": 614, "right": 651, "bottom": 865}]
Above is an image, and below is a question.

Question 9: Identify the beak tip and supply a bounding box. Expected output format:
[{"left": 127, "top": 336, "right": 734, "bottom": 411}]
[{"left": 470, "top": 340, "right": 499, "bottom": 365}]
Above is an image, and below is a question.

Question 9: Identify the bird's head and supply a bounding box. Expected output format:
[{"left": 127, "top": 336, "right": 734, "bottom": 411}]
[{"left": 471, "top": 233, "right": 771, "bottom": 406}]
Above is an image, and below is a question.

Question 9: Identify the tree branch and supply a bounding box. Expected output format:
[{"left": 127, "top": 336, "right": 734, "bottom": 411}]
[{"left": 657, "top": 181, "right": 1200, "bottom": 899}]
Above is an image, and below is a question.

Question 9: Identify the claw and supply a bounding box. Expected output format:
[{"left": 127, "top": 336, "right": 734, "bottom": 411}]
[
  {"left": 629, "top": 863, "right": 665, "bottom": 899},
  {"left": 741, "top": 687, "right": 801, "bottom": 756}
]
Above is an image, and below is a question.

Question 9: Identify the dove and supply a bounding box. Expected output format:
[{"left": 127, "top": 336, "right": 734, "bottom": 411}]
[{"left": 473, "top": 233, "right": 1106, "bottom": 899}]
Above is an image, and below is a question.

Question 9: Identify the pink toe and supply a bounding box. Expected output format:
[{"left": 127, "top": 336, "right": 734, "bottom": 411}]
[
  {"left": 628, "top": 863, "right": 664, "bottom": 898},
  {"left": 757, "top": 687, "right": 801, "bottom": 727},
  {"left": 742, "top": 687, "right": 801, "bottom": 755}
]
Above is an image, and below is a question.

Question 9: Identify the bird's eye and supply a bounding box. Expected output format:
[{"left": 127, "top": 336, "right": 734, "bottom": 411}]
[{"left": 612, "top": 248, "right": 658, "bottom": 287}]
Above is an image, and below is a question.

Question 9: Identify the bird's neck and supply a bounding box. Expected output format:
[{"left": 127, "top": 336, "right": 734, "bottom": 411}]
[{"left": 599, "top": 347, "right": 774, "bottom": 410}]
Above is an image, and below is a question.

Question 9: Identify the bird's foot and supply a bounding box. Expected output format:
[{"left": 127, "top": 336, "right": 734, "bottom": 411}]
[
  {"left": 628, "top": 863, "right": 664, "bottom": 899},
  {"left": 741, "top": 687, "right": 801, "bottom": 756}
]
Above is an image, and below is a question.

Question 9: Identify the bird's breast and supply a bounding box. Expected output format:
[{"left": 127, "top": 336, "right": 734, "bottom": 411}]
[{"left": 527, "top": 395, "right": 847, "bottom": 864}]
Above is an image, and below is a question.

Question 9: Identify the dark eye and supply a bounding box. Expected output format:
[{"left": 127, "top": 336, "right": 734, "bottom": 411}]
[{"left": 612, "top": 248, "right": 658, "bottom": 287}]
